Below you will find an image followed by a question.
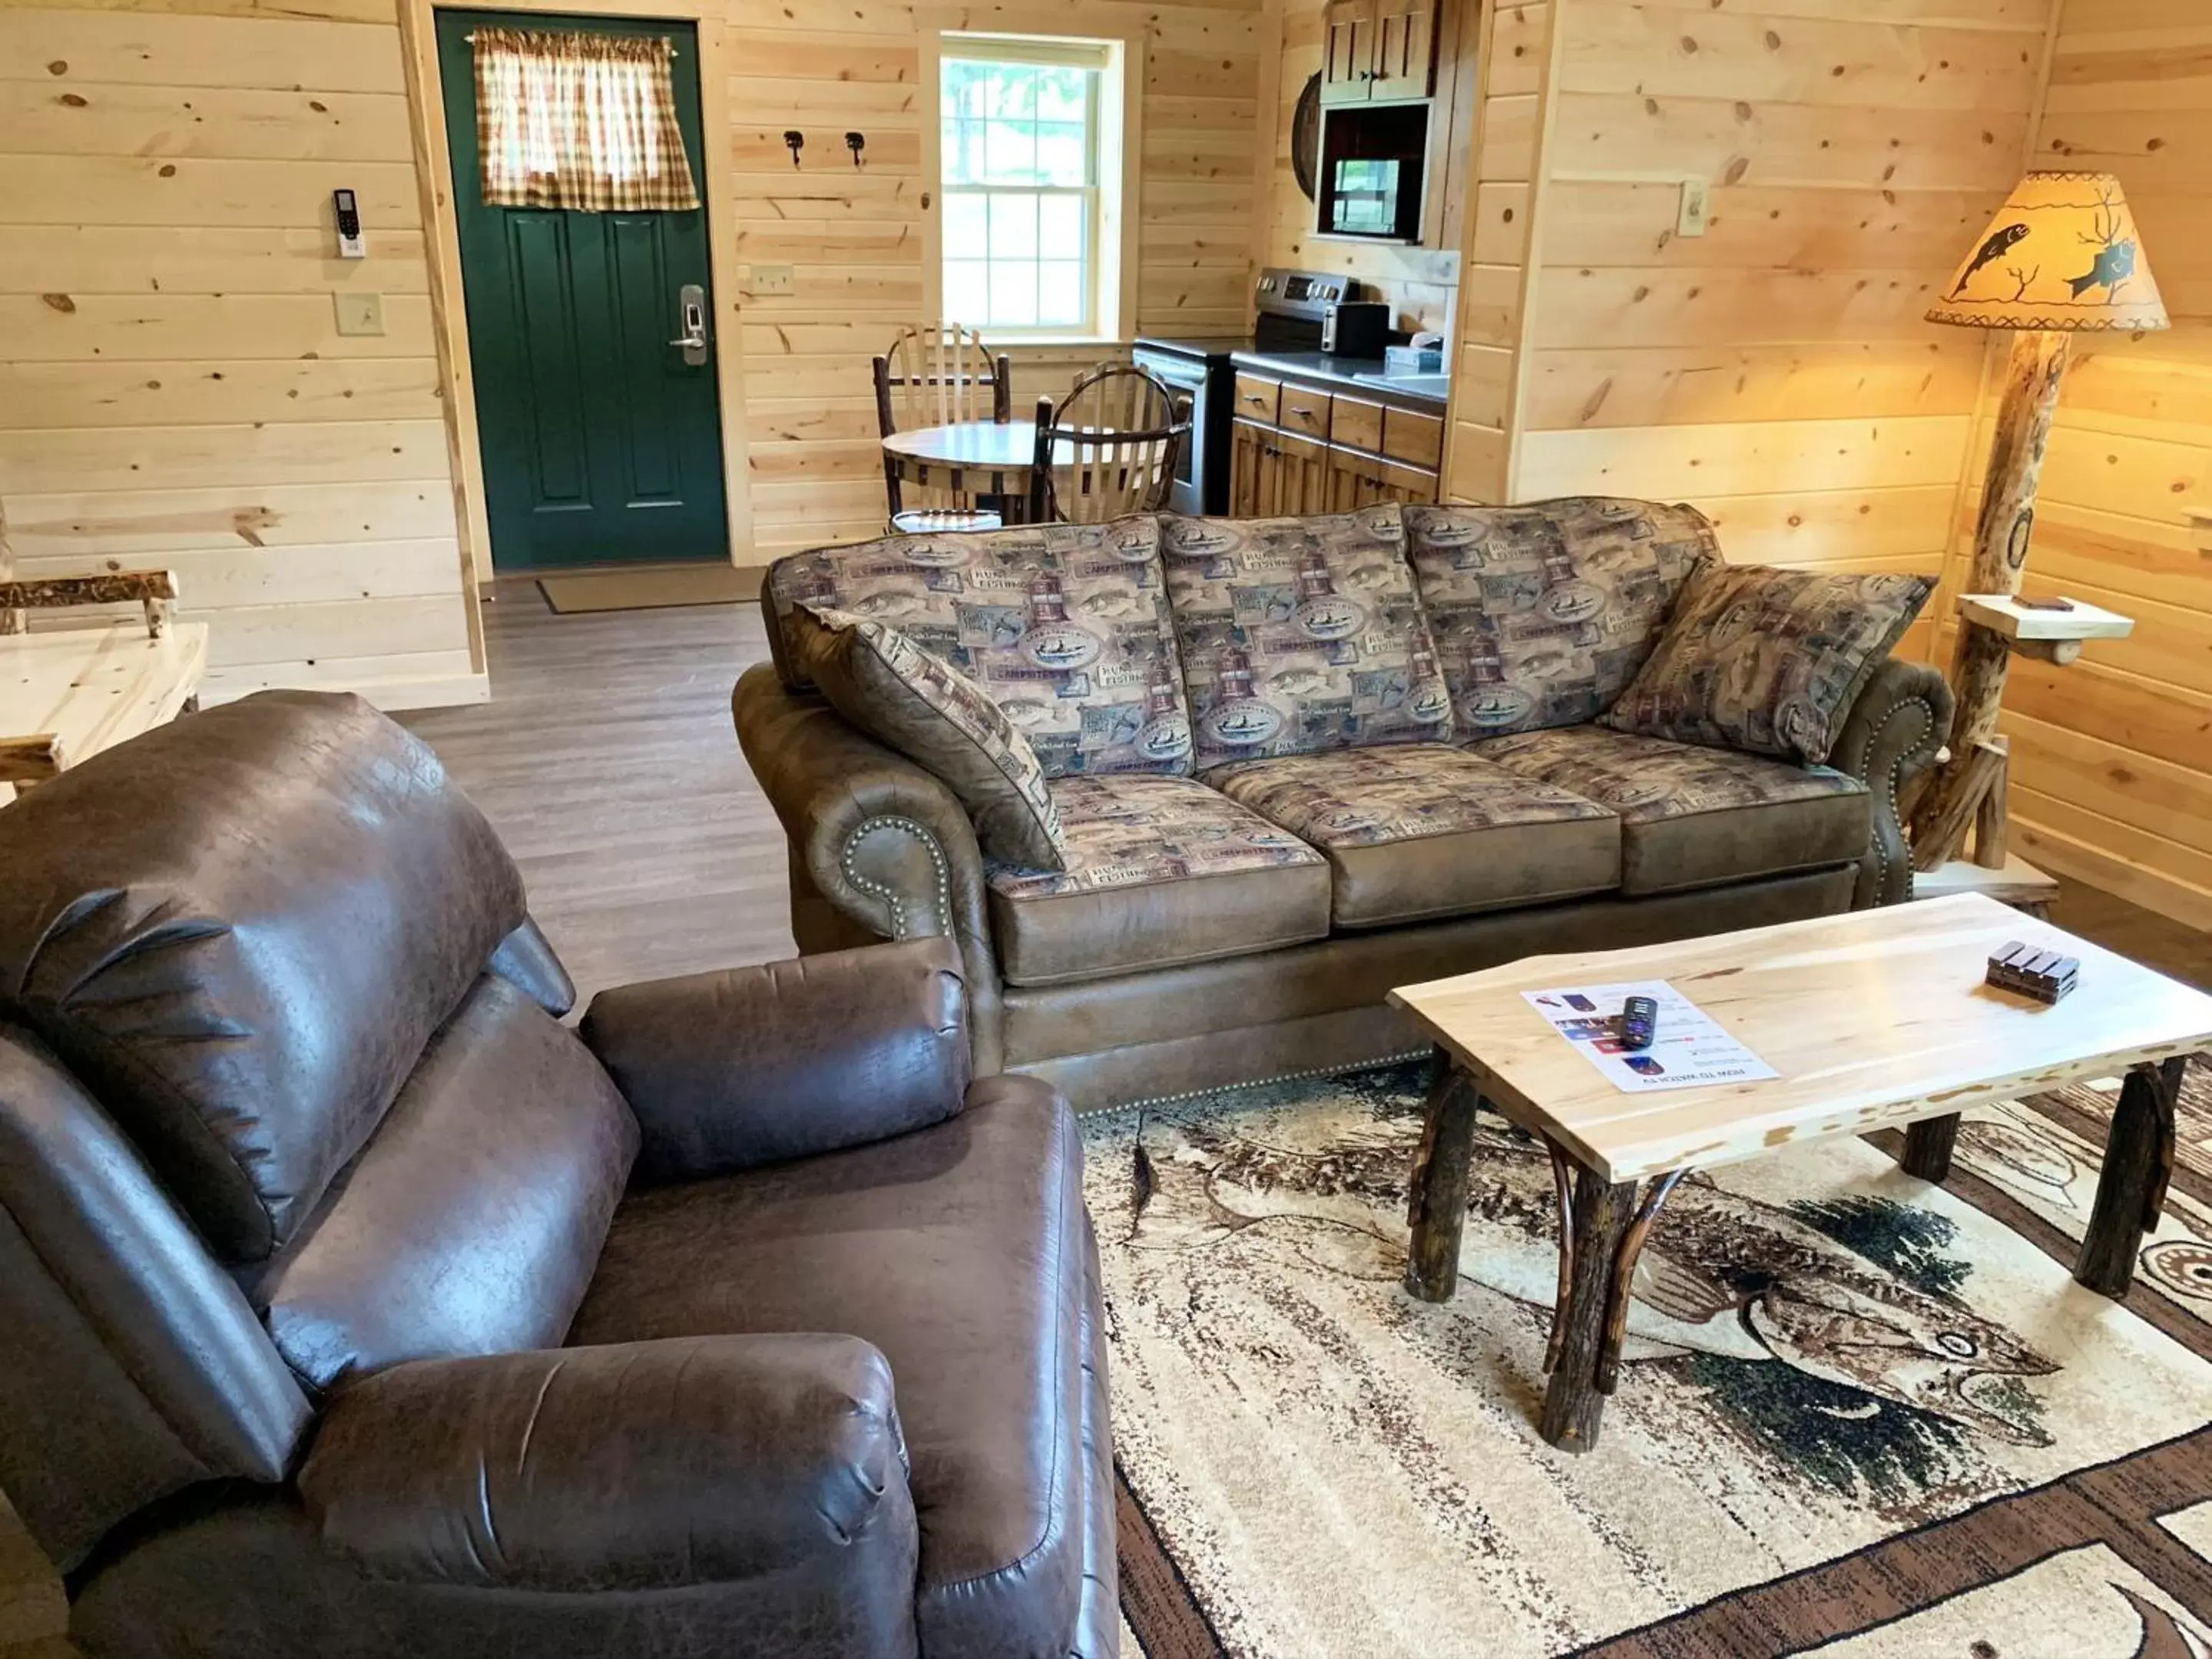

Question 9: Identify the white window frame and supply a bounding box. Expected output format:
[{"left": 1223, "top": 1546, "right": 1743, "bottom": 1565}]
[{"left": 922, "top": 20, "right": 1142, "bottom": 345}]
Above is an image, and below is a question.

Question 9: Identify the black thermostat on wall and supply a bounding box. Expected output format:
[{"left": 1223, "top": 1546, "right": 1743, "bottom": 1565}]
[{"left": 333, "top": 188, "right": 366, "bottom": 259}]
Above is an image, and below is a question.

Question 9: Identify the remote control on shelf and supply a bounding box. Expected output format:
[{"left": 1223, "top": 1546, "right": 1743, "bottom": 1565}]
[{"left": 1618, "top": 995, "right": 1657, "bottom": 1051}]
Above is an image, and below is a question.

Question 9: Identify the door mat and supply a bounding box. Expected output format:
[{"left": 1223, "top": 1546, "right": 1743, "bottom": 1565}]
[
  {"left": 1095, "top": 1055, "right": 2212, "bottom": 1657},
  {"left": 536, "top": 564, "right": 767, "bottom": 614}
]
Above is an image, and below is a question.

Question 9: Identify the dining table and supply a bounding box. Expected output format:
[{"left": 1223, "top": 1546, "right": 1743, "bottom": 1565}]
[
  {"left": 880, "top": 416, "right": 1044, "bottom": 519},
  {"left": 880, "top": 418, "right": 1068, "bottom": 525}
]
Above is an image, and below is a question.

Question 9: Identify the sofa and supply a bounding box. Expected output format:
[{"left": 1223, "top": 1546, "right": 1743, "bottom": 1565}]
[
  {"left": 735, "top": 499, "right": 1953, "bottom": 1111},
  {"left": 0, "top": 693, "right": 1115, "bottom": 1659}
]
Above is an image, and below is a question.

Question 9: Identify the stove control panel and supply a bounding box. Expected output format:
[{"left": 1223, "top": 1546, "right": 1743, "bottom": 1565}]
[{"left": 1255, "top": 268, "right": 1352, "bottom": 321}]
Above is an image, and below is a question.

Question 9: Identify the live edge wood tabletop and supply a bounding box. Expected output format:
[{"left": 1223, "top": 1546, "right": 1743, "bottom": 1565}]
[{"left": 1389, "top": 893, "right": 2212, "bottom": 1453}]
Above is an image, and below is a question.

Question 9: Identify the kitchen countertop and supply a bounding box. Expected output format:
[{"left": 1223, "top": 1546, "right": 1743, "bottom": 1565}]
[{"left": 1228, "top": 349, "right": 1449, "bottom": 409}]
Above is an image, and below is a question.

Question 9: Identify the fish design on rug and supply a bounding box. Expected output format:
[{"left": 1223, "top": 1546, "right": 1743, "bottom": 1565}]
[
  {"left": 1127, "top": 1108, "right": 2056, "bottom": 1451},
  {"left": 1949, "top": 222, "right": 2029, "bottom": 296},
  {"left": 1959, "top": 1105, "right": 2087, "bottom": 1211}
]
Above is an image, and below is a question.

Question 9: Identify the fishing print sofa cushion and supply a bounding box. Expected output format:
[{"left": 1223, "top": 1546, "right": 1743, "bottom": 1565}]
[
  {"left": 1160, "top": 505, "right": 1452, "bottom": 771},
  {"left": 791, "top": 605, "right": 1066, "bottom": 869},
  {"left": 766, "top": 516, "right": 1196, "bottom": 779},
  {"left": 1401, "top": 498, "right": 1718, "bottom": 741},
  {"left": 984, "top": 773, "right": 1330, "bottom": 986},
  {"left": 1601, "top": 563, "right": 1934, "bottom": 766}
]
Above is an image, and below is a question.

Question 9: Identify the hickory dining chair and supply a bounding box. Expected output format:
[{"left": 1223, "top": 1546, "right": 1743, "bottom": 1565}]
[
  {"left": 873, "top": 323, "right": 1013, "bottom": 533},
  {"left": 1025, "top": 364, "right": 1187, "bottom": 525}
]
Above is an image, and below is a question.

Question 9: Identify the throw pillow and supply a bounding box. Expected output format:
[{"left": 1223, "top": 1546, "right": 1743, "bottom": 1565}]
[
  {"left": 1599, "top": 564, "right": 1933, "bottom": 765},
  {"left": 1161, "top": 505, "right": 1452, "bottom": 770},
  {"left": 1402, "top": 498, "right": 1717, "bottom": 739},
  {"left": 765, "top": 517, "right": 1194, "bottom": 779},
  {"left": 792, "top": 605, "right": 1067, "bottom": 869}
]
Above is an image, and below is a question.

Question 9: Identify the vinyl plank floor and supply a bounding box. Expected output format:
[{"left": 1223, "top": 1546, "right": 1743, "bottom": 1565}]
[{"left": 399, "top": 584, "right": 796, "bottom": 1005}]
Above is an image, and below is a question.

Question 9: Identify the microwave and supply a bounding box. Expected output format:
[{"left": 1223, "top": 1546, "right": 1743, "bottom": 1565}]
[
  {"left": 1329, "top": 159, "right": 1402, "bottom": 236},
  {"left": 1316, "top": 101, "right": 1428, "bottom": 243}
]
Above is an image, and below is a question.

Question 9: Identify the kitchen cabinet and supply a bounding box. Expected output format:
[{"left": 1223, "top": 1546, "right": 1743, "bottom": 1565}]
[
  {"left": 1326, "top": 445, "right": 1386, "bottom": 512},
  {"left": 1227, "top": 366, "right": 1442, "bottom": 517},
  {"left": 1232, "top": 373, "right": 1281, "bottom": 426},
  {"left": 1386, "top": 406, "right": 1443, "bottom": 470},
  {"left": 1372, "top": 0, "right": 1439, "bottom": 102},
  {"left": 1230, "top": 419, "right": 1273, "bottom": 517},
  {"left": 1322, "top": 0, "right": 1438, "bottom": 104},
  {"left": 1278, "top": 387, "right": 1332, "bottom": 442},
  {"left": 1330, "top": 396, "right": 1385, "bottom": 456},
  {"left": 1321, "top": 0, "right": 1376, "bottom": 107},
  {"left": 1277, "top": 432, "right": 1332, "bottom": 516}
]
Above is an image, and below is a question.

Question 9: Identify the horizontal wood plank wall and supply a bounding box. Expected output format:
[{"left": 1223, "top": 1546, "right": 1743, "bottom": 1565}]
[
  {"left": 0, "top": 0, "right": 484, "bottom": 710},
  {"left": 1949, "top": 0, "right": 2212, "bottom": 927},
  {"left": 1266, "top": 0, "right": 1473, "bottom": 336},
  {"left": 1441, "top": 0, "right": 1549, "bottom": 503},
  {"left": 1502, "top": 0, "right": 2055, "bottom": 656},
  {"left": 733, "top": 0, "right": 1263, "bottom": 555}
]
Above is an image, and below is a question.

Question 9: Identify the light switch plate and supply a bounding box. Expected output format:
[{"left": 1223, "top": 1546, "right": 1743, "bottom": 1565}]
[
  {"left": 333, "top": 292, "right": 384, "bottom": 336},
  {"left": 749, "top": 263, "right": 794, "bottom": 296},
  {"left": 1677, "top": 178, "right": 1711, "bottom": 238}
]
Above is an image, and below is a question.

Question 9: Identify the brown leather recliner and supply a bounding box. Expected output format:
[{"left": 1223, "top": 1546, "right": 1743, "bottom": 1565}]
[{"left": 0, "top": 691, "right": 1115, "bottom": 1659}]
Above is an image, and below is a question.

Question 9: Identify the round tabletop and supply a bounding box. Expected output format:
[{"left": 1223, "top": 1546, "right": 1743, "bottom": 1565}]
[{"left": 880, "top": 420, "right": 1040, "bottom": 469}]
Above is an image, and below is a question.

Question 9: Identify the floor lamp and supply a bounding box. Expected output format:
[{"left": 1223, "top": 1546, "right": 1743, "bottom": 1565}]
[{"left": 1908, "top": 171, "right": 2167, "bottom": 876}]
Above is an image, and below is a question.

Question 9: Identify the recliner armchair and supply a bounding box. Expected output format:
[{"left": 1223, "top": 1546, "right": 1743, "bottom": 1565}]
[{"left": 0, "top": 690, "right": 1115, "bottom": 1658}]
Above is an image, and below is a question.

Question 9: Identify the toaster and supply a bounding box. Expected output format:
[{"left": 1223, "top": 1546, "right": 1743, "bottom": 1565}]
[{"left": 1321, "top": 300, "right": 1391, "bottom": 357}]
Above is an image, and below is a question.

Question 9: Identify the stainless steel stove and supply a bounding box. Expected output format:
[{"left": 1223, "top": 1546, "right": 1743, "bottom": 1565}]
[
  {"left": 1134, "top": 269, "right": 1349, "bottom": 514},
  {"left": 1130, "top": 335, "right": 1243, "bottom": 515}
]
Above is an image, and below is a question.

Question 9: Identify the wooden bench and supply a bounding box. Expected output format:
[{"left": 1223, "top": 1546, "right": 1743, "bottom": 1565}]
[{"left": 1, "top": 571, "right": 209, "bottom": 797}]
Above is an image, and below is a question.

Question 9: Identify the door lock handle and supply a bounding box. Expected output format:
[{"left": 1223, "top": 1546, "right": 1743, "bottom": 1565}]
[{"left": 671, "top": 284, "right": 710, "bottom": 365}]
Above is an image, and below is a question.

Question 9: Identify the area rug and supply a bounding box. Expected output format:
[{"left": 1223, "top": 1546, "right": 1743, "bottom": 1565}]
[
  {"left": 1093, "top": 1058, "right": 2212, "bottom": 1657},
  {"left": 535, "top": 563, "right": 766, "bottom": 614}
]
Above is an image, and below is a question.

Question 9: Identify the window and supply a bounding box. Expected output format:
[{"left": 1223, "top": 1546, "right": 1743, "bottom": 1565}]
[{"left": 939, "top": 36, "right": 1121, "bottom": 336}]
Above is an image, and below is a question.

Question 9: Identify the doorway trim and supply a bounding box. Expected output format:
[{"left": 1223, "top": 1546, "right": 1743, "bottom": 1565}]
[{"left": 397, "top": 0, "right": 756, "bottom": 588}]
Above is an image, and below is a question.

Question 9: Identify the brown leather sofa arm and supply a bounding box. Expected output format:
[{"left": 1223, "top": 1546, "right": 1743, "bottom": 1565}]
[
  {"left": 735, "top": 664, "right": 987, "bottom": 943},
  {"left": 1829, "top": 657, "right": 1955, "bottom": 909},
  {"left": 300, "top": 1333, "right": 917, "bottom": 1622},
  {"left": 579, "top": 939, "right": 970, "bottom": 1184},
  {"left": 732, "top": 664, "right": 1008, "bottom": 1072}
]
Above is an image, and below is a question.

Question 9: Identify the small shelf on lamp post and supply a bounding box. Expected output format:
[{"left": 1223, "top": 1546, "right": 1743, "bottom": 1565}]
[{"left": 1953, "top": 593, "right": 2134, "bottom": 667}]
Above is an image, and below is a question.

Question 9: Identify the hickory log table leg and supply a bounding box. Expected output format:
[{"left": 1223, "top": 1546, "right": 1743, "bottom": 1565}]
[
  {"left": 1900, "top": 1114, "right": 1962, "bottom": 1183},
  {"left": 1538, "top": 1154, "right": 1642, "bottom": 1452},
  {"left": 1404, "top": 1047, "right": 1482, "bottom": 1303},
  {"left": 2076, "top": 1057, "right": 2187, "bottom": 1297}
]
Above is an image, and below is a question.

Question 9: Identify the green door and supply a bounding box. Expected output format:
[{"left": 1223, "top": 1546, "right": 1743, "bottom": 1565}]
[{"left": 436, "top": 11, "right": 729, "bottom": 570}]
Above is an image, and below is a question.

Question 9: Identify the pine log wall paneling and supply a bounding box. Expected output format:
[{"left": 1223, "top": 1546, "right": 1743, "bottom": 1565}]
[
  {"left": 733, "top": 0, "right": 1266, "bottom": 554},
  {"left": 1442, "top": 0, "right": 1548, "bottom": 502},
  {"left": 0, "top": 0, "right": 484, "bottom": 709},
  {"left": 1477, "top": 0, "right": 2058, "bottom": 667},
  {"left": 1950, "top": 0, "right": 2212, "bottom": 926}
]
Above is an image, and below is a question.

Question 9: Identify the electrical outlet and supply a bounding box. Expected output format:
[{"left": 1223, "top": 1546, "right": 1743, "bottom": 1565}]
[
  {"left": 1677, "top": 178, "right": 1711, "bottom": 238},
  {"left": 749, "top": 264, "right": 794, "bottom": 296},
  {"left": 333, "top": 291, "right": 384, "bottom": 336}
]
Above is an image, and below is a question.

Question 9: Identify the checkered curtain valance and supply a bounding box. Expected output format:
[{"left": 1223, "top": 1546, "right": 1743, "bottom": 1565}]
[{"left": 472, "top": 27, "right": 701, "bottom": 212}]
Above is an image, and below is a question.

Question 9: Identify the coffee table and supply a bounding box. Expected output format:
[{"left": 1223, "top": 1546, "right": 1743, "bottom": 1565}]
[{"left": 1388, "top": 893, "right": 2212, "bottom": 1453}]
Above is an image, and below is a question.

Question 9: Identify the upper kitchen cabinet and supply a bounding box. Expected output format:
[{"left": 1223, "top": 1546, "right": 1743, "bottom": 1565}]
[{"left": 1322, "top": 0, "right": 1440, "bottom": 106}]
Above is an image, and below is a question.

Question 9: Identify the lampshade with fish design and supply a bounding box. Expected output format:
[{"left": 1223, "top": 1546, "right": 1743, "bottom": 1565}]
[{"left": 1927, "top": 171, "right": 2168, "bottom": 332}]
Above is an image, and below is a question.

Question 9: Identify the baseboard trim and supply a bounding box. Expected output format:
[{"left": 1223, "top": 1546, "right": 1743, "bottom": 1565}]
[
  {"left": 2011, "top": 813, "right": 2212, "bottom": 932},
  {"left": 204, "top": 671, "right": 490, "bottom": 714}
]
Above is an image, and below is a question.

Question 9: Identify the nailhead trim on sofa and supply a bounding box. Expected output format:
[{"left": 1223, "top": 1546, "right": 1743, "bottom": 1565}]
[{"left": 840, "top": 814, "right": 952, "bottom": 941}]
